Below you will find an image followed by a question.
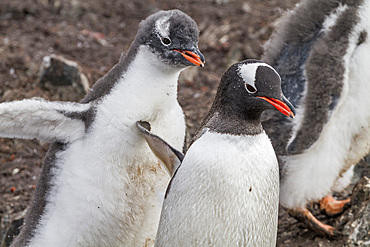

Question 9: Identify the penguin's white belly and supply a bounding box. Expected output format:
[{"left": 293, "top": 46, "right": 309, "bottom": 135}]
[
  {"left": 156, "top": 131, "right": 279, "bottom": 247},
  {"left": 28, "top": 109, "right": 185, "bottom": 247}
]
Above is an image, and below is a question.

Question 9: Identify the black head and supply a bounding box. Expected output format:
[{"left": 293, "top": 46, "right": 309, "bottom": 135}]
[
  {"left": 192, "top": 60, "right": 295, "bottom": 138},
  {"left": 135, "top": 10, "right": 205, "bottom": 68},
  {"left": 214, "top": 59, "right": 295, "bottom": 120}
]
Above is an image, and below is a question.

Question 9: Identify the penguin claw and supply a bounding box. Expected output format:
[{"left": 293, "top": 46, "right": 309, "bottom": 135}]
[
  {"left": 319, "top": 196, "right": 351, "bottom": 216},
  {"left": 287, "top": 207, "right": 339, "bottom": 238}
]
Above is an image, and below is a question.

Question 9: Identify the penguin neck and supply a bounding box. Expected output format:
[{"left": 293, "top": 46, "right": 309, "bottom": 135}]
[
  {"left": 123, "top": 45, "right": 181, "bottom": 92},
  {"left": 105, "top": 45, "right": 183, "bottom": 118},
  {"left": 206, "top": 108, "right": 264, "bottom": 136}
]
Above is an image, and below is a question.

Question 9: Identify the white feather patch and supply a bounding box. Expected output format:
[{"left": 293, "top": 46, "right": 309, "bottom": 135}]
[
  {"left": 322, "top": 4, "right": 348, "bottom": 33},
  {"left": 155, "top": 15, "right": 171, "bottom": 38}
]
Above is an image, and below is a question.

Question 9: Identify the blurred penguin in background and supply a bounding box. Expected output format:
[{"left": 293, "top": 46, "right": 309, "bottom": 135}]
[{"left": 262, "top": 0, "right": 370, "bottom": 236}]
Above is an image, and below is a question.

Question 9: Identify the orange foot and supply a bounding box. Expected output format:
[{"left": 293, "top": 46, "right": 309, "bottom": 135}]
[
  {"left": 287, "top": 207, "right": 338, "bottom": 237},
  {"left": 319, "top": 196, "right": 351, "bottom": 216}
]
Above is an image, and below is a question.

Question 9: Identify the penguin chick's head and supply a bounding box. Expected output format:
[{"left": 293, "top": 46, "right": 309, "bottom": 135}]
[
  {"left": 217, "top": 59, "right": 295, "bottom": 118},
  {"left": 136, "top": 9, "right": 205, "bottom": 68}
]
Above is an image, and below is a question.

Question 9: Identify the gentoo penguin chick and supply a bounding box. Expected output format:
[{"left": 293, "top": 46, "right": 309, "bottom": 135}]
[
  {"left": 2, "top": 10, "right": 204, "bottom": 247},
  {"left": 138, "top": 60, "right": 295, "bottom": 246},
  {"left": 261, "top": 0, "right": 370, "bottom": 236}
]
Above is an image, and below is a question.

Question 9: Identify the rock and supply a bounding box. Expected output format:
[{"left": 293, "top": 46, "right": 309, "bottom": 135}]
[
  {"left": 242, "top": 2, "right": 252, "bottom": 13},
  {"left": 0, "top": 210, "right": 25, "bottom": 246},
  {"left": 39, "top": 54, "right": 89, "bottom": 100},
  {"left": 39, "top": 54, "right": 89, "bottom": 91},
  {"left": 179, "top": 66, "right": 199, "bottom": 85},
  {"left": 214, "top": 0, "right": 230, "bottom": 5},
  {"left": 225, "top": 43, "right": 244, "bottom": 69},
  {"left": 339, "top": 176, "right": 370, "bottom": 246}
]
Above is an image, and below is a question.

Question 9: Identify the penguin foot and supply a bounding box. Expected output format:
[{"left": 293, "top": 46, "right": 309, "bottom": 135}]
[
  {"left": 319, "top": 196, "right": 351, "bottom": 216},
  {"left": 287, "top": 207, "right": 340, "bottom": 237}
]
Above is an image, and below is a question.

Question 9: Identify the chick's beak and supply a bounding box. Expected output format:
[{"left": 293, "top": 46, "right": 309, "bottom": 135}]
[
  {"left": 173, "top": 48, "right": 205, "bottom": 67},
  {"left": 258, "top": 96, "right": 295, "bottom": 118}
]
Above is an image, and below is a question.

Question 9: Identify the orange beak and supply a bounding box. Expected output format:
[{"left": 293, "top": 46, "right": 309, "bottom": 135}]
[
  {"left": 258, "top": 96, "right": 295, "bottom": 118},
  {"left": 173, "top": 49, "right": 205, "bottom": 67}
]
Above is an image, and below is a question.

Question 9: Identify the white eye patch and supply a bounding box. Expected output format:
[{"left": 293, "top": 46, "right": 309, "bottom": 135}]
[
  {"left": 155, "top": 16, "right": 171, "bottom": 38},
  {"left": 238, "top": 62, "right": 280, "bottom": 91}
]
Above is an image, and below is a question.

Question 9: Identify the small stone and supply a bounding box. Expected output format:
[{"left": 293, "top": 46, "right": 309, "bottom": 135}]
[
  {"left": 339, "top": 176, "right": 370, "bottom": 246},
  {"left": 242, "top": 3, "right": 252, "bottom": 13},
  {"left": 179, "top": 66, "right": 199, "bottom": 85},
  {"left": 11, "top": 168, "right": 19, "bottom": 175},
  {"left": 214, "top": 0, "right": 229, "bottom": 5},
  {"left": 0, "top": 210, "right": 26, "bottom": 246}
]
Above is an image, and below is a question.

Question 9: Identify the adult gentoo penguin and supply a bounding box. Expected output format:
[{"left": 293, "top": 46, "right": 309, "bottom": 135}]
[
  {"left": 138, "top": 60, "right": 295, "bottom": 246},
  {"left": 261, "top": 0, "right": 370, "bottom": 236},
  {"left": 1, "top": 10, "right": 204, "bottom": 247}
]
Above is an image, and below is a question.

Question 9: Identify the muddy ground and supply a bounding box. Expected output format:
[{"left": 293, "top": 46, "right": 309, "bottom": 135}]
[{"left": 0, "top": 0, "right": 369, "bottom": 246}]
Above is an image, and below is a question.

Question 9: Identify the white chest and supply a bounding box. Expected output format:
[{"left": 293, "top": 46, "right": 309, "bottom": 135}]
[{"left": 156, "top": 131, "right": 279, "bottom": 247}]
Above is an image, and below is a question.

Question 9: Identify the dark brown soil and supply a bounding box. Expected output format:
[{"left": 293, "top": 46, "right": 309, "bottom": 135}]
[{"left": 1, "top": 0, "right": 369, "bottom": 246}]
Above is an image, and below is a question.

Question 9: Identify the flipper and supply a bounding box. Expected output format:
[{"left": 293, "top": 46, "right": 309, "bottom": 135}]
[
  {"left": 0, "top": 99, "right": 91, "bottom": 143},
  {"left": 136, "top": 121, "right": 183, "bottom": 176}
]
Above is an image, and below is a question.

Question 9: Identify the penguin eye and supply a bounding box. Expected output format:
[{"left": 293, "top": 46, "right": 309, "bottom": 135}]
[
  {"left": 245, "top": 84, "right": 257, "bottom": 94},
  {"left": 161, "top": 37, "right": 171, "bottom": 46}
]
